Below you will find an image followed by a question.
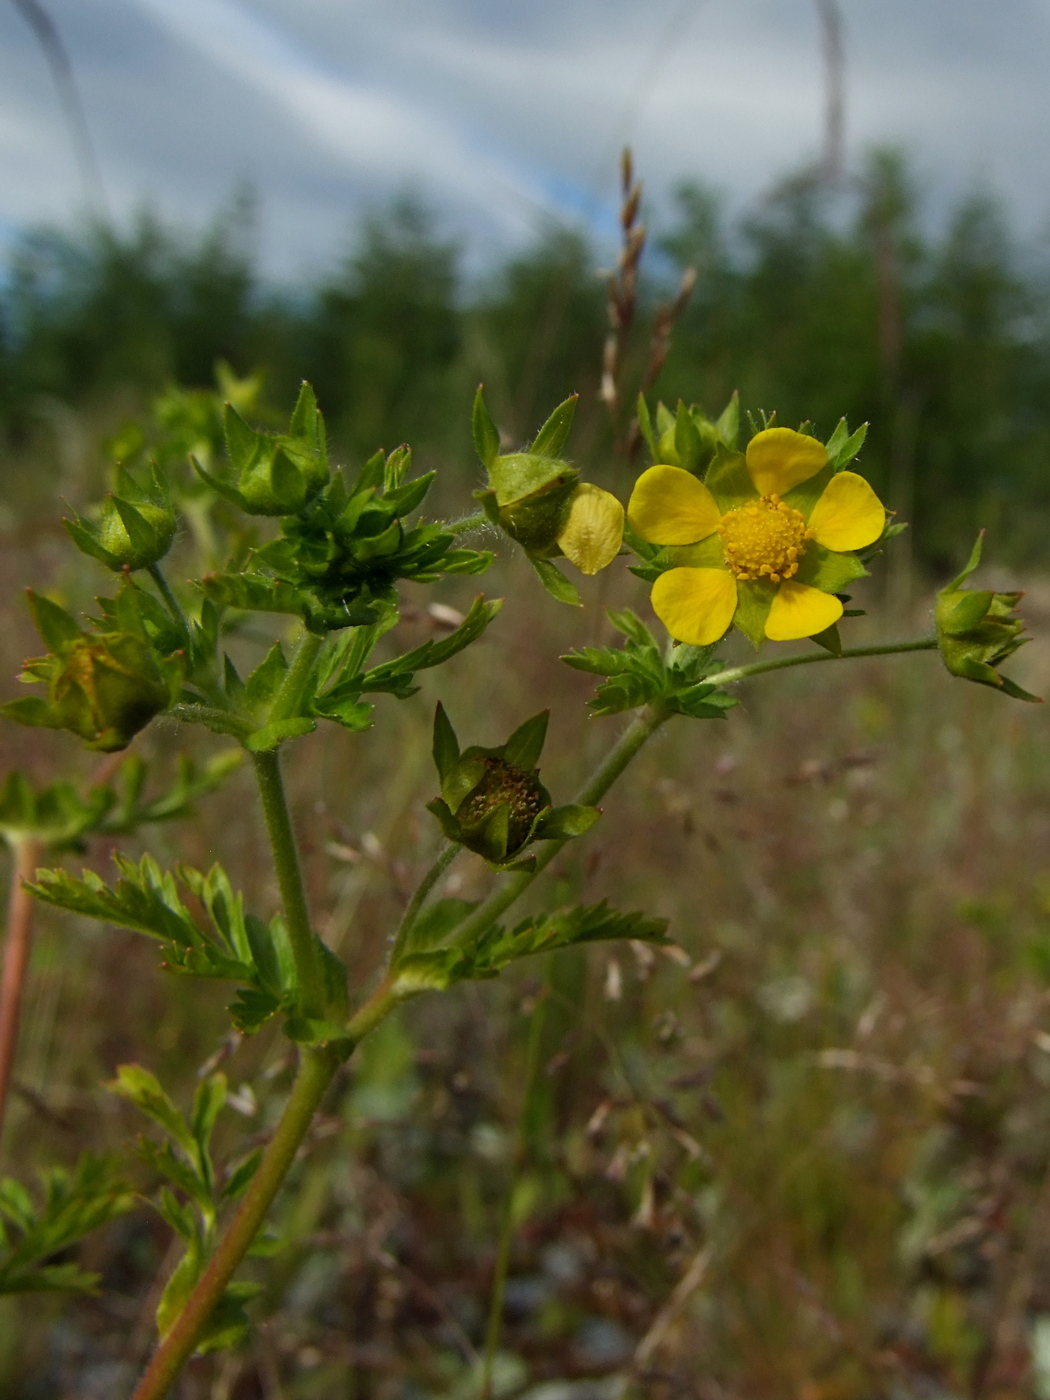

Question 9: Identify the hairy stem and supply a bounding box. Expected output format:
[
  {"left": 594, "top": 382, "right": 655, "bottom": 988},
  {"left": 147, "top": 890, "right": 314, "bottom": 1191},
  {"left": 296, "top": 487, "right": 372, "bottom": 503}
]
[
  {"left": 713, "top": 636, "right": 938, "bottom": 688},
  {"left": 251, "top": 749, "right": 326, "bottom": 1020},
  {"left": 147, "top": 563, "right": 189, "bottom": 635},
  {"left": 390, "top": 842, "right": 458, "bottom": 966},
  {"left": 0, "top": 837, "right": 43, "bottom": 1143},
  {"left": 481, "top": 990, "right": 548, "bottom": 1399},
  {"left": 270, "top": 632, "right": 324, "bottom": 724},
  {"left": 448, "top": 702, "right": 671, "bottom": 951},
  {"left": 130, "top": 973, "right": 404, "bottom": 1400},
  {"left": 448, "top": 510, "right": 489, "bottom": 536}
]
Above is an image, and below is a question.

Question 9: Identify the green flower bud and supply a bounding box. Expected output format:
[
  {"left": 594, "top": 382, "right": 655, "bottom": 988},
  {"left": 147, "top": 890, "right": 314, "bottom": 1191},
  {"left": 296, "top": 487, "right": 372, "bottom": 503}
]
[
  {"left": 195, "top": 383, "right": 329, "bottom": 517},
  {"left": 935, "top": 533, "right": 1041, "bottom": 703},
  {"left": 64, "top": 465, "right": 177, "bottom": 572},
  {"left": 2, "top": 592, "right": 173, "bottom": 751},
  {"left": 426, "top": 705, "right": 599, "bottom": 868},
  {"left": 486, "top": 452, "right": 580, "bottom": 556}
]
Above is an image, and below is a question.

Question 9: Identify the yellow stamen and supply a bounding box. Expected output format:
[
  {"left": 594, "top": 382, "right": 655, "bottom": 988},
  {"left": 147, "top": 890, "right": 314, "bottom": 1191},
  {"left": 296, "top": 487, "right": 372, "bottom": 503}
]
[{"left": 718, "top": 494, "right": 814, "bottom": 582}]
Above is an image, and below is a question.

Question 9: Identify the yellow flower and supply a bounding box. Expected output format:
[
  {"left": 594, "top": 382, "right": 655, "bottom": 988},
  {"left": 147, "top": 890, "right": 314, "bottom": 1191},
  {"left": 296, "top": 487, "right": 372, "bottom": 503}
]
[
  {"left": 556, "top": 483, "right": 625, "bottom": 575},
  {"left": 628, "top": 426, "right": 885, "bottom": 646}
]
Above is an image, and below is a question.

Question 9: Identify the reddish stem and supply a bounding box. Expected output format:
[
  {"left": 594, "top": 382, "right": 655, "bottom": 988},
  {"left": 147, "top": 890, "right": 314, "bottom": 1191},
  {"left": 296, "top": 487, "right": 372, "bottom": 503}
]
[{"left": 0, "top": 837, "right": 43, "bottom": 1139}]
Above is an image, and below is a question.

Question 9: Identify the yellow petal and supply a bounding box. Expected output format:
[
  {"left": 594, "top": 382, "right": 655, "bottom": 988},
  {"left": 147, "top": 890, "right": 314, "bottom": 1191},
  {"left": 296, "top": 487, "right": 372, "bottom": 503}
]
[
  {"left": 807, "top": 471, "right": 885, "bottom": 551},
  {"left": 764, "top": 580, "right": 843, "bottom": 641},
  {"left": 628, "top": 465, "right": 722, "bottom": 545},
  {"left": 557, "top": 483, "right": 625, "bottom": 575},
  {"left": 651, "top": 568, "right": 737, "bottom": 646},
  {"left": 746, "top": 428, "right": 827, "bottom": 496}
]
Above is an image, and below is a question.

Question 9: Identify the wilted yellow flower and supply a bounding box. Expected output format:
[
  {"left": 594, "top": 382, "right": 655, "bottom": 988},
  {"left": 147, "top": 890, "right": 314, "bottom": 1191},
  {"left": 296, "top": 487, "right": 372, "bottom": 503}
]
[
  {"left": 556, "top": 483, "right": 625, "bottom": 575},
  {"left": 628, "top": 427, "right": 885, "bottom": 645}
]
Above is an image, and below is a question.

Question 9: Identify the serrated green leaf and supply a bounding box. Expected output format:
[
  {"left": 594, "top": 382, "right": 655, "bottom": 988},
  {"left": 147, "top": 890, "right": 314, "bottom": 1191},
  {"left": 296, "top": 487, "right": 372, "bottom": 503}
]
[{"left": 109, "top": 1065, "right": 197, "bottom": 1158}]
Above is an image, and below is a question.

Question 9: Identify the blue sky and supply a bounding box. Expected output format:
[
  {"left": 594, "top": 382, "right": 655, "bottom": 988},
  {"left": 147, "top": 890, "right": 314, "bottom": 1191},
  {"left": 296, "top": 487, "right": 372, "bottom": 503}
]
[{"left": 3, "top": 0, "right": 1050, "bottom": 278}]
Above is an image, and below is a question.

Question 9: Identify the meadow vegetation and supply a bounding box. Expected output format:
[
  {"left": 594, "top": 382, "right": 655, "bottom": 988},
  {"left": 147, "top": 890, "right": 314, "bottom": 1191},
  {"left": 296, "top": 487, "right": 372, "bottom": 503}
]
[{"left": 0, "top": 149, "right": 1049, "bottom": 1399}]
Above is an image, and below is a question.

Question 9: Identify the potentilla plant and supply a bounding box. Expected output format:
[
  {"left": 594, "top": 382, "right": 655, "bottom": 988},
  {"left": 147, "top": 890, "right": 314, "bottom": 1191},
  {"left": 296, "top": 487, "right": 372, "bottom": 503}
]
[{"left": 0, "top": 377, "right": 1037, "bottom": 1398}]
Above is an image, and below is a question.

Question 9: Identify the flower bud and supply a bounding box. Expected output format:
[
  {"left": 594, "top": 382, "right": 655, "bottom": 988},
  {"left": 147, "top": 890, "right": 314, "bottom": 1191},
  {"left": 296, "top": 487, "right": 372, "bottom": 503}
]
[
  {"left": 49, "top": 634, "right": 171, "bottom": 751},
  {"left": 485, "top": 452, "right": 580, "bottom": 556},
  {"left": 2, "top": 592, "right": 173, "bottom": 751},
  {"left": 64, "top": 466, "right": 177, "bottom": 572},
  {"left": 196, "top": 383, "right": 329, "bottom": 517},
  {"left": 935, "top": 533, "right": 1041, "bottom": 702},
  {"left": 427, "top": 705, "right": 599, "bottom": 868}
]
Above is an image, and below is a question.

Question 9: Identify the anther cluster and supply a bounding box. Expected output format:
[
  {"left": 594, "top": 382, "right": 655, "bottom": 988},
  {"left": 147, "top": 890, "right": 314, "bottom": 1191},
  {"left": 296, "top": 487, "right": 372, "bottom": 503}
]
[{"left": 719, "top": 495, "right": 813, "bottom": 583}]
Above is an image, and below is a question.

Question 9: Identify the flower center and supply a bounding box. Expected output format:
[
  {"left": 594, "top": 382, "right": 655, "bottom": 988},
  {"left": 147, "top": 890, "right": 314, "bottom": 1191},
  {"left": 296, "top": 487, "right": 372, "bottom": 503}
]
[{"left": 719, "top": 495, "right": 813, "bottom": 583}]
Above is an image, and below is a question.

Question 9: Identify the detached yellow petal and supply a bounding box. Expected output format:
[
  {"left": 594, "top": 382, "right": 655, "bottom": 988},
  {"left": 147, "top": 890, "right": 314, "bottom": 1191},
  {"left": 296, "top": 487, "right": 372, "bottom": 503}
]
[
  {"left": 651, "top": 567, "right": 737, "bottom": 646},
  {"left": 746, "top": 428, "right": 827, "bottom": 496},
  {"left": 628, "top": 465, "right": 722, "bottom": 545},
  {"left": 808, "top": 471, "right": 885, "bottom": 551},
  {"left": 764, "top": 580, "right": 843, "bottom": 640},
  {"left": 557, "top": 483, "right": 624, "bottom": 575}
]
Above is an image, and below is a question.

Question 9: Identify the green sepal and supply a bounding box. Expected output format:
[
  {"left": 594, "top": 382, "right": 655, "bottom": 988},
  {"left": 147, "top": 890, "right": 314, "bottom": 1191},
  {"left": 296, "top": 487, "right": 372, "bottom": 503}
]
[
  {"left": 825, "top": 418, "right": 868, "bottom": 471},
  {"left": 795, "top": 543, "right": 868, "bottom": 594},
  {"left": 503, "top": 710, "right": 549, "bottom": 771},
  {"left": 733, "top": 580, "right": 776, "bottom": 649},
  {"left": 530, "top": 394, "right": 578, "bottom": 458},
  {"left": 811, "top": 623, "right": 843, "bottom": 656},
  {"left": 703, "top": 446, "right": 758, "bottom": 513},
  {"left": 674, "top": 401, "right": 704, "bottom": 473},
  {"left": 472, "top": 386, "right": 501, "bottom": 468},
  {"left": 534, "top": 804, "right": 600, "bottom": 840},
  {"left": 432, "top": 702, "right": 460, "bottom": 782},
  {"left": 637, "top": 394, "right": 659, "bottom": 462},
  {"left": 715, "top": 391, "right": 740, "bottom": 449},
  {"left": 530, "top": 557, "right": 581, "bottom": 607}
]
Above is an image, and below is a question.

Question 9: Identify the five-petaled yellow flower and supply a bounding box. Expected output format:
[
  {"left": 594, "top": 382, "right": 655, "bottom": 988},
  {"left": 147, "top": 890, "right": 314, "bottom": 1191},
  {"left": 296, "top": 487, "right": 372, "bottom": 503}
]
[{"left": 628, "top": 427, "right": 885, "bottom": 645}]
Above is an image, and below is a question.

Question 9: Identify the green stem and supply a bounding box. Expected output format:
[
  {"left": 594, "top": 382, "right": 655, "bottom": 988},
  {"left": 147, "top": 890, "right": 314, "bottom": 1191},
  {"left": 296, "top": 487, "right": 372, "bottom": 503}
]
[
  {"left": 251, "top": 749, "right": 326, "bottom": 1019},
  {"left": 449, "top": 703, "right": 671, "bottom": 952},
  {"left": 713, "top": 636, "right": 938, "bottom": 689},
  {"left": 129, "top": 978, "right": 404, "bottom": 1400},
  {"left": 480, "top": 991, "right": 548, "bottom": 1400},
  {"left": 270, "top": 632, "right": 324, "bottom": 724},
  {"left": 390, "top": 842, "right": 458, "bottom": 966},
  {"left": 169, "top": 703, "right": 251, "bottom": 739},
  {"left": 147, "top": 563, "right": 190, "bottom": 635},
  {"left": 448, "top": 510, "right": 488, "bottom": 536}
]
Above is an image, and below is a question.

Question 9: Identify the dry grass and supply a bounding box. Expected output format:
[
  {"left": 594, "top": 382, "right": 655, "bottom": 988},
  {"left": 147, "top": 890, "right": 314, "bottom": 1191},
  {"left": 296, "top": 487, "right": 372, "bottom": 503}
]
[{"left": 1, "top": 498, "right": 1050, "bottom": 1400}]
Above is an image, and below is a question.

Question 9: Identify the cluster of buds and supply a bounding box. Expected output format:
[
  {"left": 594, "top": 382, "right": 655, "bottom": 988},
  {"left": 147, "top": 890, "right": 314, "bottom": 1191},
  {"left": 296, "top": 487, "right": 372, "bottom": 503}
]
[
  {"left": 195, "top": 382, "right": 329, "bottom": 516},
  {"left": 2, "top": 591, "right": 174, "bottom": 752},
  {"left": 637, "top": 392, "right": 740, "bottom": 477},
  {"left": 64, "top": 464, "right": 177, "bottom": 573},
  {"left": 427, "top": 704, "right": 599, "bottom": 869},
  {"left": 935, "top": 533, "right": 1040, "bottom": 702},
  {"left": 472, "top": 389, "right": 624, "bottom": 580}
]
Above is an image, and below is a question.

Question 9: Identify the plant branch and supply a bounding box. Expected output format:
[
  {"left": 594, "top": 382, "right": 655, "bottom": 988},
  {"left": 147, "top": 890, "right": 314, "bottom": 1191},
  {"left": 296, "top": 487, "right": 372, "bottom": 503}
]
[
  {"left": 0, "top": 836, "right": 44, "bottom": 1143},
  {"left": 447, "top": 510, "right": 489, "bottom": 536},
  {"left": 147, "top": 563, "right": 189, "bottom": 636},
  {"left": 447, "top": 702, "right": 671, "bottom": 952},
  {"left": 129, "top": 979, "right": 405, "bottom": 1400},
  {"left": 390, "top": 841, "right": 458, "bottom": 965},
  {"left": 270, "top": 632, "right": 324, "bottom": 724},
  {"left": 713, "top": 636, "right": 938, "bottom": 689},
  {"left": 251, "top": 749, "right": 326, "bottom": 1020}
]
